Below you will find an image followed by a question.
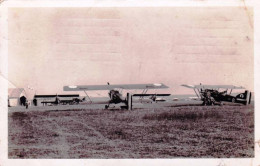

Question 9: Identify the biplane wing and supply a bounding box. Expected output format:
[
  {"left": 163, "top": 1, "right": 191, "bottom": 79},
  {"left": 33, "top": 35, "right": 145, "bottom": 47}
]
[
  {"left": 64, "top": 83, "right": 169, "bottom": 91},
  {"left": 181, "top": 84, "right": 196, "bottom": 89},
  {"left": 132, "top": 94, "right": 171, "bottom": 97},
  {"left": 181, "top": 84, "right": 245, "bottom": 89}
]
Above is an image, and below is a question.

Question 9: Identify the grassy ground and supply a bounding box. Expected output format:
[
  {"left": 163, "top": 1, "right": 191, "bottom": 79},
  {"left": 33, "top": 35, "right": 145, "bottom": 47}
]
[{"left": 8, "top": 105, "right": 254, "bottom": 158}]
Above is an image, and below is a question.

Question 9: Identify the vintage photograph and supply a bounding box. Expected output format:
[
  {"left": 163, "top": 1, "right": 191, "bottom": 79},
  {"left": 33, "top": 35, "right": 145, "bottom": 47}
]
[{"left": 7, "top": 7, "right": 254, "bottom": 158}]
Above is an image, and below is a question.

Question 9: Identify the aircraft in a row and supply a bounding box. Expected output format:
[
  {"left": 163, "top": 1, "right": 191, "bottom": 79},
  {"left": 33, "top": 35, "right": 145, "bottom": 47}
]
[{"left": 63, "top": 83, "right": 252, "bottom": 109}]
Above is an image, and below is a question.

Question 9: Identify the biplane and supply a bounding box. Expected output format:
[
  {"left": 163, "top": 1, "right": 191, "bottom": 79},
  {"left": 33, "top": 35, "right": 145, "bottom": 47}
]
[
  {"left": 181, "top": 84, "right": 252, "bottom": 105},
  {"left": 63, "top": 83, "right": 170, "bottom": 109},
  {"left": 33, "top": 94, "right": 84, "bottom": 106},
  {"left": 132, "top": 93, "right": 171, "bottom": 102}
]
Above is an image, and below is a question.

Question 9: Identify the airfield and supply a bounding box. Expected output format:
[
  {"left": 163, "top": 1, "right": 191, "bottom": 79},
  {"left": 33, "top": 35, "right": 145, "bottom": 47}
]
[{"left": 8, "top": 101, "right": 254, "bottom": 158}]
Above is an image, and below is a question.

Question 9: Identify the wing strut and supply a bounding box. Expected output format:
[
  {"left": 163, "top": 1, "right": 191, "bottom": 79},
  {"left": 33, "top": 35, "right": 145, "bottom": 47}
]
[
  {"left": 142, "top": 88, "right": 148, "bottom": 94},
  {"left": 83, "top": 90, "right": 92, "bottom": 103},
  {"left": 193, "top": 88, "right": 200, "bottom": 98},
  {"left": 230, "top": 89, "right": 233, "bottom": 95},
  {"left": 140, "top": 88, "right": 148, "bottom": 100}
]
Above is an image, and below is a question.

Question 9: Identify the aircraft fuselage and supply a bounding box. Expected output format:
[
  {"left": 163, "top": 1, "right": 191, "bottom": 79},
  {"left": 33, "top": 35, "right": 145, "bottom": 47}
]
[{"left": 108, "top": 90, "right": 126, "bottom": 104}]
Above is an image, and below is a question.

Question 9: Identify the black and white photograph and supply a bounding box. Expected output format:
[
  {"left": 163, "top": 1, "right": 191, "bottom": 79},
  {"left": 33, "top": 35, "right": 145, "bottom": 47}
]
[{"left": 0, "top": 1, "right": 259, "bottom": 165}]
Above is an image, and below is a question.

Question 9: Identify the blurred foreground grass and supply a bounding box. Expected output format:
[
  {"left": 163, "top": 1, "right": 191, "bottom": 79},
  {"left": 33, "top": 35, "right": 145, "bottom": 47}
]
[{"left": 9, "top": 105, "right": 254, "bottom": 158}]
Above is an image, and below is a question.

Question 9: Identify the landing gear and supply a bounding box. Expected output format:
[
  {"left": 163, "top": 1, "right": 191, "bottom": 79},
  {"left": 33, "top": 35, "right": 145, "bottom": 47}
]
[
  {"left": 104, "top": 104, "right": 116, "bottom": 109},
  {"left": 120, "top": 106, "right": 128, "bottom": 109},
  {"left": 202, "top": 97, "right": 215, "bottom": 106}
]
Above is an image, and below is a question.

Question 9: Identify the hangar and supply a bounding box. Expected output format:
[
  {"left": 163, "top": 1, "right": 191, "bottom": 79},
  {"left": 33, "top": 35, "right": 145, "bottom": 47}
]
[{"left": 8, "top": 88, "right": 26, "bottom": 107}]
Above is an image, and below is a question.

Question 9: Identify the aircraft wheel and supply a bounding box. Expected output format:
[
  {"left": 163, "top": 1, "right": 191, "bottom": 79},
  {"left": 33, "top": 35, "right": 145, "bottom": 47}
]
[
  {"left": 105, "top": 105, "right": 109, "bottom": 109},
  {"left": 231, "top": 98, "right": 236, "bottom": 103}
]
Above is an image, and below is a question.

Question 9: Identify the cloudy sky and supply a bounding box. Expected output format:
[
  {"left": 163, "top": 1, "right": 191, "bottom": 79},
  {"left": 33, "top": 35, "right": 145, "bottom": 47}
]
[{"left": 8, "top": 7, "right": 253, "bottom": 97}]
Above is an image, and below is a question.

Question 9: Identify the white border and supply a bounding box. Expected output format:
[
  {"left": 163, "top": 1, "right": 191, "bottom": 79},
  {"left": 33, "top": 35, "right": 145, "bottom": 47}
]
[
  {"left": 0, "top": 0, "right": 259, "bottom": 166},
  {"left": 0, "top": 0, "right": 257, "bottom": 7}
]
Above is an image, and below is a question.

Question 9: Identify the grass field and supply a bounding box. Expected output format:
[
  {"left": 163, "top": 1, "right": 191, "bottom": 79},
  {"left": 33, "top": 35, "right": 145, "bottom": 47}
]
[{"left": 8, "top": 105, "right": 254, "bottom": 158}]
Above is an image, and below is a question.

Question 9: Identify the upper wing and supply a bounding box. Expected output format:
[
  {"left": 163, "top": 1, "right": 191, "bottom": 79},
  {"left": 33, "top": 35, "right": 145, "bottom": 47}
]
[
  {"left": 133, "top": 94, "right": 171, "bottom": 97},
  {"left": 34, "top": 95, "right": 57, "bottom": 98},
  {"left": 182, "top": 84, "right": 245, "bottom": 89},
  {"left": 181, "top": 84, "right": 195, "bottom": 89},
  {"left": 34, "top": 94, "right": 79, "bottom": 98},
  {"left": 57, "top": 94, "right": 79, "bottom": 97},
  {"left": 64, "top": 83, "right": 169, "bottom": 91},
  {"left": 194, "top": 85, "right": 245, "bottom": 89}
]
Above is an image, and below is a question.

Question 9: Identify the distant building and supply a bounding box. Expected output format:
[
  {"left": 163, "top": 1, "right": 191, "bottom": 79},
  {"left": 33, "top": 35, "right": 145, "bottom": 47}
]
[{"left": 8, "top": 88, "right": 26, "bottom": 107}]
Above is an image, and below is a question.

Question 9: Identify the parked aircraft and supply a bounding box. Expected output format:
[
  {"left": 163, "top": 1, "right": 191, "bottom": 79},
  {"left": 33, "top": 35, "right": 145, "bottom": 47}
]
[
  {"left": 63, "top": 83, "right": 170, "bottom": 109},
  {"left": 132, "top": 93, "right": 171, "bottom": 103},
  {"left": 33, "top": 94, "right": 83, "bottom": 106},
  {"left": 181, "top": 84, "right": 251, "bottom": 105}
]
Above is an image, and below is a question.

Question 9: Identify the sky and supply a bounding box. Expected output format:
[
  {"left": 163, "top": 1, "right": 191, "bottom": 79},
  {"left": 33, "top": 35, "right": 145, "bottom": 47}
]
[{"left": 8, "top": 7, "right": 254, "bottom": 98}]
